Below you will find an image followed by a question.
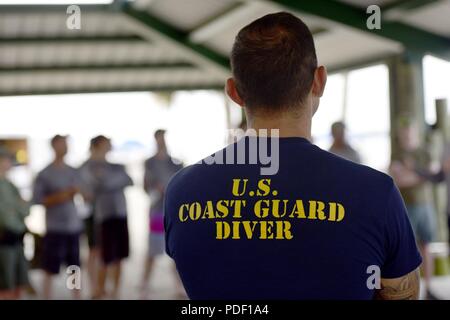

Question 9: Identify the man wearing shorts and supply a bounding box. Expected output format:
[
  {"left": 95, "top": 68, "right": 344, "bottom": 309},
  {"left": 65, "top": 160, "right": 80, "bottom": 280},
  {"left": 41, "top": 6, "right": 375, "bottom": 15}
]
[
  {"left": 33, "top": 135, "right": 82, "bottom": 299},
  {"left": 141, "top": 130, "right": 183, "bottom": 297},
  {"left": 390, "top": 123, "right": 437, "bottom": 298},
  {"left": 88, "top": 136, "right": 133, "bottom": 299},
  {"left": 78, "top": 138, "right": 102, "bottom": 296}
]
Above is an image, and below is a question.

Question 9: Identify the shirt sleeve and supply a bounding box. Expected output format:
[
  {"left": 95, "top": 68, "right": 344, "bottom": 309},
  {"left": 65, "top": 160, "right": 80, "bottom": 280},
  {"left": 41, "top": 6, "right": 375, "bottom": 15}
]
[
  {"left": 0, "top": 185, "right": 10, "bottom": 230},
  {"left": 78, "top": 165, "right": 94, "bottom": 199},
  {"left": 143, "top": 161, "right": 154, "bottom": 191},
  {"left": 381, "top": 182, "right": 423, "bottom": 278},
  {"left": 164, "top": 180, "right": 174, "bottom": 258},
  {"left": 32, "top": 172, "right": 47, "bottom": 205},
  {"left": 97, "top": 165, "right": 133, "bottom": 192},
  {"left": 11, "top": 182, "right": 29, "bottom": 220},
  {"left": 145, "top": 160, "right": 162, "bottom": 192}
]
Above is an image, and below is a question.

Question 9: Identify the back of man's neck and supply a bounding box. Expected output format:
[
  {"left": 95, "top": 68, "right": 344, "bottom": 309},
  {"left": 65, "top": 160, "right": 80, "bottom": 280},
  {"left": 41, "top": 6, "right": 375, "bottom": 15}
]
[{"left": 246, "top": 111, "right": 311, "bottom": 140}]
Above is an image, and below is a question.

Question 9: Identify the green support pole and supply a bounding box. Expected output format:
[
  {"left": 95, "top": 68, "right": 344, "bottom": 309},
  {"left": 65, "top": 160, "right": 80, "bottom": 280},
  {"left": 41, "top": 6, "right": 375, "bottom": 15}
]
[
  {"left": 389, "top": 52, "right": 426, "bottom": 160},
  {"left": 434, "top": 98, "right": 450, "bottom": 275},
  {"left": 390, "top": 53, "right": 450, "bottom": 276},
  {"left": 123, "top": 4, "right": 230, "bottom": 71}
]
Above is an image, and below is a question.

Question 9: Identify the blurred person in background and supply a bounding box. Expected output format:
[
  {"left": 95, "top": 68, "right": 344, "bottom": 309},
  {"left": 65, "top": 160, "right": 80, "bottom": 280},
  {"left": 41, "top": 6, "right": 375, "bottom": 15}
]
[
  {"left": 78, "top": 138, "right": 102, "bottom": 296},
  {"left": 408, "top": 134, "right": 450, "bottom": 259},
  {"left": 141, "top": 129, "right": 184, "bottom": 298},
  {"left": 0, "top": 147, "right": 30, "bottom": 299},
  {"left": 390, "top": 122, "right": 437, "bottom": 299},
  {"left": 328, "top": 121, "right": 361, "bottom": 163},
  {"left": 32, "top": 135, "right": 83, "bottom": 299},
  {"left": 89, "top": 136, "right": 133, "bottom": 299}
]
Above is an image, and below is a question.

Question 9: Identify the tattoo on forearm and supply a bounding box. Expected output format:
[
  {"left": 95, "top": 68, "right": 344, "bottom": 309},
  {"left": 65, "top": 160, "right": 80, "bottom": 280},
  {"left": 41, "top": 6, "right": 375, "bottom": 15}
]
[{"left": 375, "top": 269, "right": 420, "bottom": 300}]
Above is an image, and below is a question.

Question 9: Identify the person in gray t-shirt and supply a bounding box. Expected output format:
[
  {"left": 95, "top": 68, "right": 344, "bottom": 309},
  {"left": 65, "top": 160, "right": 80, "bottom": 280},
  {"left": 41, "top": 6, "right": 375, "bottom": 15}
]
[
  {"left": 328, "top": 121, "right": 361, "bottom": 164},
  {"left": 77, "top": 138, "right": 103, "bottom": 296},
  {"left": 415, "top": 143, "right": 450, "bottom": 245},
  {"left": 141, "top": 129, "right": 183, "bottom": 298},
  {"left": 32, "top": 135, "right": 82, "bottom": 300},
  {"left": 87, "top": 135, "right": 132, "bottom": 300}
]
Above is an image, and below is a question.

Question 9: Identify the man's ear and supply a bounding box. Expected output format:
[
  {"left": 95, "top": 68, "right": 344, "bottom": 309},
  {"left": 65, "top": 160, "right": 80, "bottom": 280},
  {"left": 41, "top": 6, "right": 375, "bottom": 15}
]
[
  {"left": 312, "top": 66, "right": 327, "bottom": 98},
  {"left": 226, "top": 78, "right": 245, "bottom": 107}
]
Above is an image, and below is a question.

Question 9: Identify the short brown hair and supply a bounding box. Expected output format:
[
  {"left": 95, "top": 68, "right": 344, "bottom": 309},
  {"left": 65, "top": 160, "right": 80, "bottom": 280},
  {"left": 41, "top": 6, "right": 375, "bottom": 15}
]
[
  {"left": 154, "top": 129, "right": 166, "bottom": 139},
  {"left": 50, "top": 134, "right": 67, "bottom": 147},
  {"left": 231, "top": 12, "right": 317, "bottom": 112},
  {"left": 90, "top": 135, "right": 110, "bottom": 148}
]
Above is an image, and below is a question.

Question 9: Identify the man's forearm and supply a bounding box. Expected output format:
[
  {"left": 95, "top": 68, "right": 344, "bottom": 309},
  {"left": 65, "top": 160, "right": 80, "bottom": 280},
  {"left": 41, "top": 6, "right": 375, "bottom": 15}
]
[
  {"left": 43, "top": 190, "right": 74, "bottom": 208},
  {"left": 415, "top": 167, "right": 445, "bottom": 183},
  {"left": 374, "top": 269, "right": 420, "bottom": 300}
]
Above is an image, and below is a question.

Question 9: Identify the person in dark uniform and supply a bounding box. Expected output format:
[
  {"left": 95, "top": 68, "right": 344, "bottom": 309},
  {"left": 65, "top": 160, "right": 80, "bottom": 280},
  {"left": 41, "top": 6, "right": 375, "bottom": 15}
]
[{"left": 164, "top": 12, "right": 422, "bottom": 300}]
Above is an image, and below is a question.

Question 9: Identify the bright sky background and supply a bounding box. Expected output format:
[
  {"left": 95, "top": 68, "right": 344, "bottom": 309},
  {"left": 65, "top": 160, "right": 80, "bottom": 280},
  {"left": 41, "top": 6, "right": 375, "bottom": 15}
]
[
  {"left": 424, "top": 55, "right": 450, "bottom": 125},
  {"left": 2, "top": 57, "right": 448, "bottom": 192},
  {"left": 2, "top": 59, "right": 447, "bottom": 235},
  {"left": 0, "top": 90, "right": 241, "bottom": 172},
  {"left": 313, "top": 64, "right": 390, "bottom": 170},
  {"left": 0, "top": 65, "right": 389, "bottom": 179}
]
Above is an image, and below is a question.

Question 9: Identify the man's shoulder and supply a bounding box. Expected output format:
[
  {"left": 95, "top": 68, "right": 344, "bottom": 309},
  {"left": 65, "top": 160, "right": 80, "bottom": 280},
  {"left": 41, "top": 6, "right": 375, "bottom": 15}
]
[
  {"left": 2, "top": 179, "right": 18, "bottom": 192},
  {"left": 61, "top": 164, "right": 79, "bottom": 177},
  {"left": 166, "top": 162, "right": 203, "bottom": 189},
  {"left": 36, "top": 164, "right": 53, "bottom": 178},
  {"left": 167, "top": 145, "right": 395, "bottom": 196},
  {"left": 78, "top": 159, "right": 92, "bottom": 170},
  {"left": 144, "top": 156, "right": 155, "bottom": 166},
  {"left": 170, "top": 157, "right": 183, "bottom": 168},
  {"left": 66, "top": 163, "right": 78, "bottom": 171},
  {"left": 144, "top": 156, "right": 160, "bottom": 170},
  {"left": 107, "top": 162, "right": 127, "bottom": 173},
  {"left": 145, "top": 155, "right": 182, "bottom": 166},
  {"left": 108, "top": 162, "right": 124, "bottom": 169},
  {"left": 316, "top": 146, "right": 394, "bottom": 190}
]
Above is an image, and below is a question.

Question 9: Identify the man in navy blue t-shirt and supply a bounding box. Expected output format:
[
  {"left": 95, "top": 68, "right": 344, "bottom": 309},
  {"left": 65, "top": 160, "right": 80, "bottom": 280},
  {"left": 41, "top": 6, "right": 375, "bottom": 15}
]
[{"left": 164, "top": 12, "right": 422, "bottom": 300}]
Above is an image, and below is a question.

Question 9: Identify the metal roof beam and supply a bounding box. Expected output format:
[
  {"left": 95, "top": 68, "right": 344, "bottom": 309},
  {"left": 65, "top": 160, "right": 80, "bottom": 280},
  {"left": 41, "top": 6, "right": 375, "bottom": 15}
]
[
  {"left": 0, "top": 4, "right": 114, "bottom": 13},
  {"left": 0, "top": 85, "right": 224, "bottom": 97},
  {"left": 122, "top": 3, "right": 230, "bottom": 71},
  {"left": 0, "top": 62, "right": 195, "bottom": 73},
  {"left": 0, "top": 35, "right": 146, "bottom": 44},
  {"left": 188, "top": 2, "right": 246, "bottom": 43},
  {"left": 383, "top": 0, "right": 441, "bottom": 12},
  {"left": 327, "top": 55, "right": 396, "bottom": 74},
  {"left": 270, "top": 0, "right": 450, "bottom": 61}
]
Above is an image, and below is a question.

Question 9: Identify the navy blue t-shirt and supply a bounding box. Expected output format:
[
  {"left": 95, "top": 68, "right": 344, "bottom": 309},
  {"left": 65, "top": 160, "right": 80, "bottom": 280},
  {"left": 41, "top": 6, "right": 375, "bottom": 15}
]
[{"left": 164, "top": 137, "right": 422, "bottom": 300}]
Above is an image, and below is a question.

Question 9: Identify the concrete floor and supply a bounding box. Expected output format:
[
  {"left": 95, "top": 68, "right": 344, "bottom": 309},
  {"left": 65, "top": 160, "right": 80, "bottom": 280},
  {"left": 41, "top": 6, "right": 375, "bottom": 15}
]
[
  {"left": 424, "top": 277, "right": 450, "bottom": 300},
  {"left": 25, "top": 254, "right": 182, "bottom": 300},
  {"left": 24, "top": 264, "right": 450, "bottom": 300}
]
